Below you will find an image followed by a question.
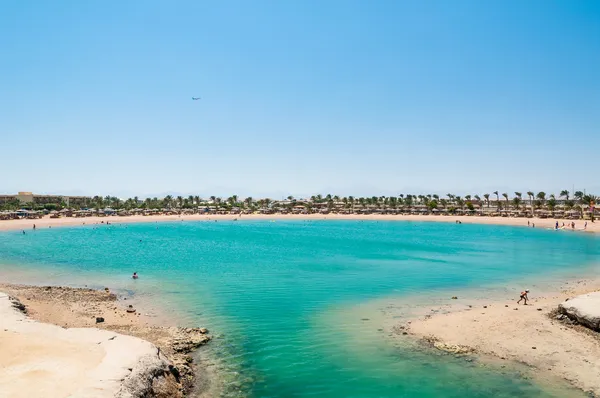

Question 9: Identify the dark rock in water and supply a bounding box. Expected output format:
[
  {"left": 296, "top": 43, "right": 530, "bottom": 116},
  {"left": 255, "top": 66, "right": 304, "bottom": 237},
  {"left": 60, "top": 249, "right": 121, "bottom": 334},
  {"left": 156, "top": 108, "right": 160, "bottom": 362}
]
[
  {"left": 199, "top": 328, "right": 208, "bottom": 334},
  {"left": 402, "top": 332, "right": 408, "bottom": 335},
  {"left": 361, "top": 318, "right": 370, "bottom": 321},
  {"left": 451, "top": 296, "right": 458, "bottom": 300},
  {"left": 483, "top": 306, "right": 487, "bottom": 309},
  {"left": 96, "top": 317, "right": 105, "bottom": 323}
]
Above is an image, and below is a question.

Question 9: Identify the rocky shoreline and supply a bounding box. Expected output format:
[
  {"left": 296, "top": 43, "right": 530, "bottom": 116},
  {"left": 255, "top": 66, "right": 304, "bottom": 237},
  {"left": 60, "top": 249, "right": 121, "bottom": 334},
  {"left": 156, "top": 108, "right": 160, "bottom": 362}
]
[{"left": 0, "top": 283, "right": 212, "bottom": 397}]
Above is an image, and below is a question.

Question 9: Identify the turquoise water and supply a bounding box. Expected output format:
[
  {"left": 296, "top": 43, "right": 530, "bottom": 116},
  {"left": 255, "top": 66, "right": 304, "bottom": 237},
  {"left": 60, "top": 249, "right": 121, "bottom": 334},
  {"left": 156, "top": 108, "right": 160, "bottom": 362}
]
[{"left": 1, "top": 220, "right": 599, "bottom": 397}]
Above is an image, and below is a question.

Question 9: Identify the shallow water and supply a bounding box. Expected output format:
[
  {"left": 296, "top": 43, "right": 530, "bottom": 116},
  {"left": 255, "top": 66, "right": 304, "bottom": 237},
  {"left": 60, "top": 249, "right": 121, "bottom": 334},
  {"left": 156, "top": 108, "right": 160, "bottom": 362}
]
[{"left": 1, "top": 220, "right": 599, "bottom": 397}]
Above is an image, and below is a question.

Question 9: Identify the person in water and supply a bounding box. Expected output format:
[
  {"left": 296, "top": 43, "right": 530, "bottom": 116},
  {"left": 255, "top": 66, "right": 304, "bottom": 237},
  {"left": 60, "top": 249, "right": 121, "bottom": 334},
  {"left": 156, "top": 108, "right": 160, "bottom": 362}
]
[
  {"left": 132, "top": 272, "right": 139, "bottom": 279},
  {"left": 517, "top": 289, "right": 530, "bottom": 305}
]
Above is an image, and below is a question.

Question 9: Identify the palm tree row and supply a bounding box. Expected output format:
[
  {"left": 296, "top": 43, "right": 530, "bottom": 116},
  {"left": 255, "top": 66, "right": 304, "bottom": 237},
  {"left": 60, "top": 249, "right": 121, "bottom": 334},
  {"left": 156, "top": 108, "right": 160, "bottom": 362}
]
[{"left": 2, "top": 191, "right": 596, "bottom": 217}]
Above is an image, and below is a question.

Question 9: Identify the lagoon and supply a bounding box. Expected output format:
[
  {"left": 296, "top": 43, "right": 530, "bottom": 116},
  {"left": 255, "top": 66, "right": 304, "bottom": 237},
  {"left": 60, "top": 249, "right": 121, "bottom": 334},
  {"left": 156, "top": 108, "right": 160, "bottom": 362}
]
[{"left": 1, "top": 220, "right": 599, "bottom": 397}]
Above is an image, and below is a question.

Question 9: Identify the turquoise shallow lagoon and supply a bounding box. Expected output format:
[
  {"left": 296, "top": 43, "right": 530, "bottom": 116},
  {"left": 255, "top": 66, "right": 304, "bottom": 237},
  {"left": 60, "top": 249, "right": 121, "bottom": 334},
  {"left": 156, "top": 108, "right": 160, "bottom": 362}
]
[{"left": 1, "top": 220, "right": 599, "bottom": 397}]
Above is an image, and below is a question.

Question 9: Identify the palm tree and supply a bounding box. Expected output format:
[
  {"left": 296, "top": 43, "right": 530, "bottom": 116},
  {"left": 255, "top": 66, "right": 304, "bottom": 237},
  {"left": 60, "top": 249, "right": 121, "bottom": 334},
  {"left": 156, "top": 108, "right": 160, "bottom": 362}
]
[
  {"left": 527, "top": 191, "right": 534, "bottom": 216},
  {"left": 581, "top": 194, "right": 597, "bottom": 222},
  {"left": 493, "top": 191, "right": 499, "bottom": 209},
  {"left": 560, "top": 190, "right": 569, "bottom": 201},
  {"left": 502, "top": 193, "right": 509, "bottom": 209},
  {"left": 512, "top": 197, "right": 521, "bottom": 210},
  {"left": 536, "top": 192, "right": 546, "bottom": 207},
  {"left": 483, "top": 193, "right": 490, "bottom": 208},
  {"left": 547, "top": 196, "right": 557, "bottom": 212}
]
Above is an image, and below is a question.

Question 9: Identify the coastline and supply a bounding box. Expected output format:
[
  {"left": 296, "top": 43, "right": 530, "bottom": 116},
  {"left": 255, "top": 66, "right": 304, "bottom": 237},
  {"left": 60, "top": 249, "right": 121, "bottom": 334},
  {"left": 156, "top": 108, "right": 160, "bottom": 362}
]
[
  {"left": 402, "top": 278, "right": 600, "bottom": 396},
  {"left": 1, "top": 213, "right": 598, "bottom": 233},
  {"left": 0, "top": 283, "right": 212, "bottom": 397}
]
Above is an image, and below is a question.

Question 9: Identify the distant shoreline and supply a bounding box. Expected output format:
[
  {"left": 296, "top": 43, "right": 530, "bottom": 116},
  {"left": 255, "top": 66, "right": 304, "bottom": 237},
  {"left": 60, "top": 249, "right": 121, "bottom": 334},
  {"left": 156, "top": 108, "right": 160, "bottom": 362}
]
[{"left": 0, "top": 213, "right": 597, "bottom": 233}]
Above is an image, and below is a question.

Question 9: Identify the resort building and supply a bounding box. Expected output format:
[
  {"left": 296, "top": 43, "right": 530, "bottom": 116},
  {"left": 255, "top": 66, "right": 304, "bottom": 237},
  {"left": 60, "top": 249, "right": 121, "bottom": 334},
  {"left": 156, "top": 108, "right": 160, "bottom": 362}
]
[{"left": 0, "top": 192, "right": 91, "bottom": 207}]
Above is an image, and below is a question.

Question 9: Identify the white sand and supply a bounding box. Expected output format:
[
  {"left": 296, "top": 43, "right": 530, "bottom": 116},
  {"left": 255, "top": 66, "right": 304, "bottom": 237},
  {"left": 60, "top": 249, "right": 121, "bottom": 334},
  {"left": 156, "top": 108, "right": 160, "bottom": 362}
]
[
  {"left": 0, "top": 292, "right": 170, "bottom": 398},
  {"left": 1, "top": 213, "right": 598, "bottom": 233}
]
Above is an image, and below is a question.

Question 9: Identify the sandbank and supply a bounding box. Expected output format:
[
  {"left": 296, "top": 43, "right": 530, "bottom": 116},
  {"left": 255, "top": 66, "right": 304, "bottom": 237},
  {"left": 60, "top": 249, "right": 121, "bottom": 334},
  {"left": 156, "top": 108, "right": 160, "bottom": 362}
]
[
  {"left": 403, "top": 279, "right": 600, "bottom": 396},
  {"left": 1, "top": 213, "right": 598, "bottom": 233}
]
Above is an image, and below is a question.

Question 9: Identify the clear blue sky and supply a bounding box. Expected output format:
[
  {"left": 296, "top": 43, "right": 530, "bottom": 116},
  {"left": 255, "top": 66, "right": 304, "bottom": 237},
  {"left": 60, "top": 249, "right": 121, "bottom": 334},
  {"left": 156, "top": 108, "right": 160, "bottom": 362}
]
[{"left": 1, "top": 0, "right": 599, "bottom": 199}]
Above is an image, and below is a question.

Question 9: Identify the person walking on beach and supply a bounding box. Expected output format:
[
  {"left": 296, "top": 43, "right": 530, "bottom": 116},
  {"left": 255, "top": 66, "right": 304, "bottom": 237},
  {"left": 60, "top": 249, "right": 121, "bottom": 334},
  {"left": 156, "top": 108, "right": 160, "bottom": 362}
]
[{"left": 517, "top": 289, "right": 529, "bottom": 305}]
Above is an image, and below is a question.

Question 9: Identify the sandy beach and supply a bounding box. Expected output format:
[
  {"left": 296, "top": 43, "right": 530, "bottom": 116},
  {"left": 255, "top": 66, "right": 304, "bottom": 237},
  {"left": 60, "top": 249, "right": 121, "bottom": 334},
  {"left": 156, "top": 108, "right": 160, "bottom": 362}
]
[
  {"left": 403, "top": 279, "right": 600, "bottom": 396},
  {"left": 1, "top": 213, "right": 598, "bottom": 233},
  {"left": 0, "top": 284, "right": 211, "bottom": 398}
]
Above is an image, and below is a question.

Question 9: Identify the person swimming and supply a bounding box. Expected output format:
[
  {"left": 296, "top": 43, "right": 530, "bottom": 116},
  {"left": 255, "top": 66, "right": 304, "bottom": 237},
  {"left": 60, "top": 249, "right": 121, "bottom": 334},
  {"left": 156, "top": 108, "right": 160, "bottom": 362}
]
[{"left": 132, "top": 272, "right": 139, "bottom": 279}]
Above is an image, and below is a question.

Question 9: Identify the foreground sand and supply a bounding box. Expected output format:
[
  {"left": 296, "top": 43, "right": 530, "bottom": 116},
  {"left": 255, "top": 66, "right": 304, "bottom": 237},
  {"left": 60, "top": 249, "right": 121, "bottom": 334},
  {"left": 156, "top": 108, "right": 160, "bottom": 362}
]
[
  {"left": 0, "top": 284, "right": 212, "bottom": 398},
  {"left": 404, "top": 279, "right": 600, "bottom": 396},
  {"left": 1, "top": 213, "right": 598, "bottom": 233},
  {"left": 0, "top": 292, "right": 179, "bottom": 398}
]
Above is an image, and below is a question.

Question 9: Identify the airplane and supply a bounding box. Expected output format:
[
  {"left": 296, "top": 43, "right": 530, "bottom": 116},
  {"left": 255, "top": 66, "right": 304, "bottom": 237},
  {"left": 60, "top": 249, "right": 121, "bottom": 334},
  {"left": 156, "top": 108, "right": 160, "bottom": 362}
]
[{"left": 192, "top": 97, "right": 201, "bottom": 100}]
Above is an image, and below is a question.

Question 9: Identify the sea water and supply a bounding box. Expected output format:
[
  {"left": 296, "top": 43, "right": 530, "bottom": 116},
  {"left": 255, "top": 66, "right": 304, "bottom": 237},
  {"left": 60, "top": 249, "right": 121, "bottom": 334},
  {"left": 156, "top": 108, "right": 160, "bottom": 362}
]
[{"left": 1, "top": 220, "right": 599, "bottom": 397}]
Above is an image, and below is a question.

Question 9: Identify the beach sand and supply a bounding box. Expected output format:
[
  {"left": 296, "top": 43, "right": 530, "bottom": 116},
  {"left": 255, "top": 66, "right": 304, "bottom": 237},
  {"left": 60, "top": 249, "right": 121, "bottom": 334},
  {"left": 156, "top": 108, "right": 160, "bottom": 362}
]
[
  {"left": 0, "top": 213, "right": 598, "bottom": 233},
  {"left": 0, "top": 284, "right": 212, "bottom": 398},
  {"left": 404, "top": 279, "right": 600, "bottom": 396}
]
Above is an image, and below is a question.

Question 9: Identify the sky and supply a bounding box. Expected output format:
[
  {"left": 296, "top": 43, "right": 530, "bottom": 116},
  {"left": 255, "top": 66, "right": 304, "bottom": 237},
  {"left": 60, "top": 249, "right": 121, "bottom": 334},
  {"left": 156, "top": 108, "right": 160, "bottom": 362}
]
[{"left": 1, "top": 0, "right": 599, "bottom": 199}]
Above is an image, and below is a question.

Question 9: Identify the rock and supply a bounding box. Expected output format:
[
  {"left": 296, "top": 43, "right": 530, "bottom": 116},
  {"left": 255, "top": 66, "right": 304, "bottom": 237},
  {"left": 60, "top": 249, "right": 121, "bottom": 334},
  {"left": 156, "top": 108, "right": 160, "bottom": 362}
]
[
  {"left": 433, "top": 341, "right": 474, "bottom": 355},
  {"left": 537, "top": 308, "right": 542, "bottom": 311},
  {"left": 402, "top": 332, "right": 408, "bottom": 335},
  {"left": 199, "top": 328, "right": 208, "bottom": 334},
  {"left": 532, "top": 346, "right": 536, "bottom": 349},
  {"left": 96, "top": 317, "right": 105, "bottom": 323},
  {"left": 483, "top": 306, "right": 487, "bottom": 309},
  {"left": 558, "top": 292, "right": 600, "bottom": 331},
  {"left": 451, "top": 296, "right": 458, "bottom": 300},
  {"left": 116, "top": 353, "right": 182, "bottom": 398},
  {"left": 505, "top": 305, "right": 509, "bottom": 307}
]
